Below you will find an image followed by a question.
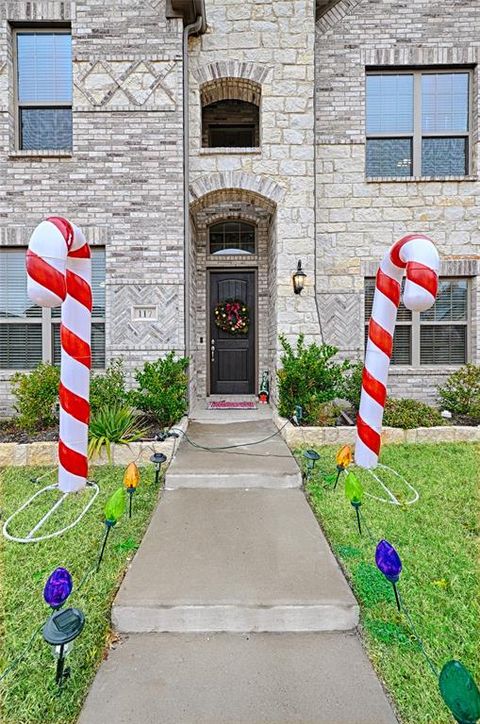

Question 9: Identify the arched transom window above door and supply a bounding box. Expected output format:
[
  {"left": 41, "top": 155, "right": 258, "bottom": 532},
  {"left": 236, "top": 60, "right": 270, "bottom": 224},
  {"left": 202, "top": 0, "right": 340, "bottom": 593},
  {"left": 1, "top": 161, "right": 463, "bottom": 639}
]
[{"left": 209, "top": 221, "right": 256, "bottom": 255}]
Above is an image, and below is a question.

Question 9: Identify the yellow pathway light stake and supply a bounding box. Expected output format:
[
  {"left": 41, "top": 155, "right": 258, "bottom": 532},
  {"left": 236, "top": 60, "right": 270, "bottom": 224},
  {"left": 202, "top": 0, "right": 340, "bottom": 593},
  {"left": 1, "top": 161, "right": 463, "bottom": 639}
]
[{"left": 123, "top": 462, "right": 140, "bottom": 519}]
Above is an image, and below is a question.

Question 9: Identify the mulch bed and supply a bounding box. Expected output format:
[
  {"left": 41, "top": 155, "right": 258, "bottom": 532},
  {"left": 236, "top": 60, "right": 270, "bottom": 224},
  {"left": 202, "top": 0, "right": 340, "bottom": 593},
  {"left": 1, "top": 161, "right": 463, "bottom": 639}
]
[{"left": 0, "top": 421, "right": 59, "bottom": 443}]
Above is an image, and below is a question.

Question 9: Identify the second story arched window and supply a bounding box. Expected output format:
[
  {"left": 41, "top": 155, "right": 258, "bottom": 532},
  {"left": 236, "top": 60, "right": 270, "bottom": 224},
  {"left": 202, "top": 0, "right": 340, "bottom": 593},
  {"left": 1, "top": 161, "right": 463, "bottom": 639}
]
[
  {"left": 209, "top": 221, "right": 256, "bottom": 255},
  {"left": 201, "top": 79, "right": 261, "bottom": 149}
]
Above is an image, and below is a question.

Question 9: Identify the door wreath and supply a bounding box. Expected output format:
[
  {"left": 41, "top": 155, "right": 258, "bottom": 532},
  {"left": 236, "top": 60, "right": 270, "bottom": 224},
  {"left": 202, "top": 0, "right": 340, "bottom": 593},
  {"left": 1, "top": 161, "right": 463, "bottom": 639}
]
[{"left": 214, "top": 299, "right": 249, "bottom": 335}]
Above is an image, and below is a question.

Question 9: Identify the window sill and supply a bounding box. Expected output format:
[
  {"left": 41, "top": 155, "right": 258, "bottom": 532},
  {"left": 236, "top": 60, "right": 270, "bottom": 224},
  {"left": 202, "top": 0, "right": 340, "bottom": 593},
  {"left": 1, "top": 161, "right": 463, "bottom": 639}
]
[
  {"left": 366, "top": 174, "right": 477, "bottom": 183},
  {"left": 9, "top": 150, "right": 73, "bottom": 159},
  {"left": 389, "top": 366, "right": 466, "bottom": 375},
  {"left": 199, "top": 147, "right": 261, "bottom": 155}
]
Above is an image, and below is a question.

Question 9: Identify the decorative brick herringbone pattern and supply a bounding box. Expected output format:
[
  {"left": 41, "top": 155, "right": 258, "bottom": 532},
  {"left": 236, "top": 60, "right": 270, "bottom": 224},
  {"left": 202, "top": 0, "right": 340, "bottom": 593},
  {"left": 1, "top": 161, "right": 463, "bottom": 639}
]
[
  {"left": 318, "top": 293, "right": 362, "bottom": 352},
  {"left": 111, "top": 286, "right": 179, "bottom": 350}
]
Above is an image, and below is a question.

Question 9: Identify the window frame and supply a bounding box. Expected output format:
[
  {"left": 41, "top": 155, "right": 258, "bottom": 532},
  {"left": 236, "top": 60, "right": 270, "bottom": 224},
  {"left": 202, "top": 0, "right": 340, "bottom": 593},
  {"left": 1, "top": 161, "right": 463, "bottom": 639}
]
[
  {"left": 13, "top": 26, "right": 73, "bottom": 152},
  {"left": 365, "top": 68, "right": 473, "bottom": 178},
  {"left": 364, "top": 276, "right": 470, "bottom": 367},
  {"left": 208, "top": 220, "right": 257, "bottom": 256},
  {"left": 0, "top": 247, "right": 106, "bottom": 371}
]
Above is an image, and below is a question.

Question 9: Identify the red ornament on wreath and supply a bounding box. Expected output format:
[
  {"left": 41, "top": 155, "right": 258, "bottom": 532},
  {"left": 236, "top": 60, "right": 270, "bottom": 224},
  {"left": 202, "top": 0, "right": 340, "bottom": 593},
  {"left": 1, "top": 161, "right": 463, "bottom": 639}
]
[{"left": 214, "top": 299, "right": 249, "bottom": 335}]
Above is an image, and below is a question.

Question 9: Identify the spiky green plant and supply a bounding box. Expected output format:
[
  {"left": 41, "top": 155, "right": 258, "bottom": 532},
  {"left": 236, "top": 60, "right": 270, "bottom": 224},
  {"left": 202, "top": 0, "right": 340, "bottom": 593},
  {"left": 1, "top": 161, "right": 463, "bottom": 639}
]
[{"left": 88, "top": 405, "right": 149, "bottom": 461}]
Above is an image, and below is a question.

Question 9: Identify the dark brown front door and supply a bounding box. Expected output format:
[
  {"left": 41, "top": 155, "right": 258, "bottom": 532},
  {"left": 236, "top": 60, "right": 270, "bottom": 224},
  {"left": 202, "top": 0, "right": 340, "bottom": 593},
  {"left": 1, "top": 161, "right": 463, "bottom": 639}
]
[{"left": 210, "top": 271, "right": 255, "bottom": 395}]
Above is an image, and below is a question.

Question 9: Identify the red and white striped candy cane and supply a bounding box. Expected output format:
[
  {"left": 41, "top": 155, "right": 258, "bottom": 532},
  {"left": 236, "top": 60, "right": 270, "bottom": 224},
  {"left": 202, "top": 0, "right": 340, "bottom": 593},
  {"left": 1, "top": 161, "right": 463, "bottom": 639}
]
[
  {"left": 355, "top": 234, "right": 440, "bottom": 469},
  {"left": 27, "top": 217, "right": 91, "bottom": 492}
]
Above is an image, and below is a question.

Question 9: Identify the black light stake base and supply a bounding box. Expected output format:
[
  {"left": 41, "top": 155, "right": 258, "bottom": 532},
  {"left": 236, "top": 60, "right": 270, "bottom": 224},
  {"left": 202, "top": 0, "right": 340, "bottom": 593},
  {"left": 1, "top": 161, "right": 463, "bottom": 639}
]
[
  {"left": 333, "top": 465, "right": 344, "bottom": 491},
  {"left": 352, "top": 502, "right": 362, "bottom": 535},
  {"left": 55, "top": 645, "right": 69, "bottom": 687},
  {"left": 96, "top": 522, "right": 114, "bottom": 572},
  {"left": 392, "top": 581, "right": 401, "bottom": 612},
  {"left": 127, "top": 488, "right": 134, "bottom": 518}
]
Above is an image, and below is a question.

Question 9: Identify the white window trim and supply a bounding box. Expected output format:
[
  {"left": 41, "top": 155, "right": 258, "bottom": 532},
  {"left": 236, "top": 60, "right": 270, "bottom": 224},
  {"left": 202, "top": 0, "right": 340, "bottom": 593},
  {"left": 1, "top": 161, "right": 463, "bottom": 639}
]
[
  {"left": 13, "top": 26, "right": 73, "bottom": 153},
  {"left": 0, "top": 247, "right": 105, "bottom": 371},
  {"left": 366, "top": 68, "right": 473, "bottom": 178},
  {"left": 365, "top": 277, "right": 470, "bottom": 367}
]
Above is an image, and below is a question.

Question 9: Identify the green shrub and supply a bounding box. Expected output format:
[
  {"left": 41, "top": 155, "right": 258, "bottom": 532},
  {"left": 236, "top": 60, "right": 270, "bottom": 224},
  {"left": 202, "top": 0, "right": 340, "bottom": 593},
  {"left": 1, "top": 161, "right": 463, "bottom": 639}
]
[
  {"left": 437, "top": 364, "right": 480, "bottom": 421},
  {"left": 309, "top": 400, "right": 342, "bottom": 426},
  {"left": 383, "top": 398, "right": 445, "bottom": 429},
  {"left": 90, "top": 359, "right": 127, "bottom": 416},
  {"left": 88, "top": 405, "right": 149, "bottom": 461},
  {"left": 11, "top": 363, "right": 60, "bottom": 432},
  {"left": 128, "top": 352, "right": 189, "bottom": 427},
  {"left": 277, "top": 334, "right": 348, "bottom": 425},
  {"left": 341, "top": 360, "right": 363, "bottom": 410}
]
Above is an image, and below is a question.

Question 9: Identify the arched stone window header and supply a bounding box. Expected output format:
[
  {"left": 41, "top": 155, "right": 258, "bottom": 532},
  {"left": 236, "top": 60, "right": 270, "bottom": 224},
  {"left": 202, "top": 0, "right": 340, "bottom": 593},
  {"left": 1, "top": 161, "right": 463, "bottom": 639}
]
[{"left": 200, "top": 78, "right": 261, "bottom": 107}]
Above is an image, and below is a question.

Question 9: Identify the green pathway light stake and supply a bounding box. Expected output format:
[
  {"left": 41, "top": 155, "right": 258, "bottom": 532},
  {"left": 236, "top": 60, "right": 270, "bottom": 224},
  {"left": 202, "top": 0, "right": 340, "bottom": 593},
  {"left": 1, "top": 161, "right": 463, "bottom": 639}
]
[
  {"left": 344, "top": 471, "right": 364, "bottom": 535},
  {"left": 439, "top": 660, "right": 480, "bottom": 724},
  {"left": 96, "top": 488, "right": 126, "bottom": 572}
]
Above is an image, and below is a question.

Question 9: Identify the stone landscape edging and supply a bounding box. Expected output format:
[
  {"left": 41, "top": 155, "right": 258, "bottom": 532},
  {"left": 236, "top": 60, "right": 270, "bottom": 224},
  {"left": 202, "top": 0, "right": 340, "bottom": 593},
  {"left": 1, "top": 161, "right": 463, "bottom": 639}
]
[
  {"left": 272, "top": 411, "right": 480, "bottom": 447},
  {"left": 0, "top": 417, "right": 189, "bottom": 469}
]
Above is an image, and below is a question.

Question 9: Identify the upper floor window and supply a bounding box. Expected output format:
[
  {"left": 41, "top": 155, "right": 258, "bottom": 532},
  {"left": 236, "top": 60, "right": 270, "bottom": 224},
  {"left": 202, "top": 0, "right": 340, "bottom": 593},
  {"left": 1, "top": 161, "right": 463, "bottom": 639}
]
[
  {"left": 201, "top": 78, "right": 261, "bottom": 149},
  {"left": 0, "top": 248, "right": 105, "bottom": 369},
  {"left": 209, "top": 221, "right": 256, "bottom": 255},
  {"left": 15, "top": 29, "right": 72, "bottom": 151},
  {"left": 366, "top": 70, "right": 471, "bottom": 178},
  {"left": 365, "top": 277, "right": 469, "bottom": 366}
]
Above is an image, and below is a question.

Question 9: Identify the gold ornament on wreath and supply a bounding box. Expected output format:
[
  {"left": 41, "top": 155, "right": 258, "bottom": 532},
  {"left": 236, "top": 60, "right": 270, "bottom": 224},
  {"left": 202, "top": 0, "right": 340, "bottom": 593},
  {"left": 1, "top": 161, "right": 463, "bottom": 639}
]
[{"left": 214, "top": 299, "right": 249, "bottom": 335}]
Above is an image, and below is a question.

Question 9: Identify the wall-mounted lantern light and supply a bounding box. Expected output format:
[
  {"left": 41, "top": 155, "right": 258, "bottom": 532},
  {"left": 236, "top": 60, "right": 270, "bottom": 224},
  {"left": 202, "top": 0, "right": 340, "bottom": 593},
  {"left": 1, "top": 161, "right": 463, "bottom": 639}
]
[{"left": 292, "top": 260, "right": 306, "bottom": 295}]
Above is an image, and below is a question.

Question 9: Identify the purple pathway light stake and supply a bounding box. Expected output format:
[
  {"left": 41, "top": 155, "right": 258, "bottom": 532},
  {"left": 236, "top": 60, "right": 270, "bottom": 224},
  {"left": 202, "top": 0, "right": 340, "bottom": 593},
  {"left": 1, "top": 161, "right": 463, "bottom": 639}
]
[
  {"left": 43, "top": 567, "right": 73, "bottom": 610},
  {"left": 375, "top": 539, "right": 402, "bottom": 611}
]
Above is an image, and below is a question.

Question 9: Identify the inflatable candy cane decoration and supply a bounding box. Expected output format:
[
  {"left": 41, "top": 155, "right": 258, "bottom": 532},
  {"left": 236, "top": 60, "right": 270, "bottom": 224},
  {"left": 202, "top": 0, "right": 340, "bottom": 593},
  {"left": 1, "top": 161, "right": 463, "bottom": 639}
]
[
  {"left": 355, "top": 234, "right": 440, "bottom": 469},
  {"left": 26, "top": 217, "right": 91, "bottom": 492}
]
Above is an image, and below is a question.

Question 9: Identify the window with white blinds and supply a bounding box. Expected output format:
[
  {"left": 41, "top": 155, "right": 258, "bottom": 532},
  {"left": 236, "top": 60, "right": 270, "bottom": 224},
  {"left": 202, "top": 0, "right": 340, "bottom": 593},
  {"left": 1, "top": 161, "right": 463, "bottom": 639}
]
[
  {"left": 15, "top": 30, "right": 72, "bottom": 151},
  {"left": 366, "top": 70, "right": 471, "bottom": 178},
  {"left": 365, "top": 277, "right": 469, "bottom": 366},
  {"left": 0, "top": 248, "right": 106, "bottom": 370}
]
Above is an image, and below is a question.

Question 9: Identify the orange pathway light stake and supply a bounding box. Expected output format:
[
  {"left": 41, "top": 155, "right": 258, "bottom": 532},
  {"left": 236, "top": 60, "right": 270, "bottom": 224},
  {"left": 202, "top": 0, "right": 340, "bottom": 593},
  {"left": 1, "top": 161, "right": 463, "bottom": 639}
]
[
  {"left": 123, "top": 462, "right": 140, "bottom": 519},
  {"left": 334, "top": 445, "right": 353, "bottom": 491}
]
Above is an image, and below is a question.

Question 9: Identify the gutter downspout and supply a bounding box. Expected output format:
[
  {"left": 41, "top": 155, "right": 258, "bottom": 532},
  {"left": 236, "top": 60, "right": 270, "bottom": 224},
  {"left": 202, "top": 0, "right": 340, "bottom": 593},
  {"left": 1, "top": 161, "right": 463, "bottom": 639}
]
[{"left": 182, "top": 2, "right": 205, "bottom": 403}]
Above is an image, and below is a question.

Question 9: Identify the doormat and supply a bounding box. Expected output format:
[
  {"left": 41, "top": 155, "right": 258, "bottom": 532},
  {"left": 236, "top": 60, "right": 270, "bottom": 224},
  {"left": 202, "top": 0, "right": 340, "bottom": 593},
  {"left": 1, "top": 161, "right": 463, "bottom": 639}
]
[{"left": 208, "top": 401, "right": 257, "bottom": 410}]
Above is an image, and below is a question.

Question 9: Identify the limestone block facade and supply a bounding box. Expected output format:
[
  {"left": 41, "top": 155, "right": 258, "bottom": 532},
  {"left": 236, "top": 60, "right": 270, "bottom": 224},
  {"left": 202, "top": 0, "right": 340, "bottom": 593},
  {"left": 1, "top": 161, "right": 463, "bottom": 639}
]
[{"left": 1, "top": 0, "right": 479, "bottom": 413}]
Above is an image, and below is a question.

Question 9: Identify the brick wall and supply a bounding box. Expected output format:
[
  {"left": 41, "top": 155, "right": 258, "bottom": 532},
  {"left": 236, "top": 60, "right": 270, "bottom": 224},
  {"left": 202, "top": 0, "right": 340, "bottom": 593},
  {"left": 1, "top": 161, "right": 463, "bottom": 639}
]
[
  {"left": 0, "top": 0, "right": 185, "bottom": 415},
  {"left": 315, "top": 0, "right": 480, "bottom": 402}
]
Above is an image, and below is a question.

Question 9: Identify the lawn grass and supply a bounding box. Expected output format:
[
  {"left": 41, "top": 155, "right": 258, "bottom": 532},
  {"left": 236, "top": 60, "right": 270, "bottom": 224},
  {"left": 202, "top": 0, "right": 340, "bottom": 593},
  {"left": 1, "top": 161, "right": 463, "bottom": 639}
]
[
  {"left": 299, "top": 442, "right": 480, "bottom": 724},
  {"left": 0, "top": 464, "right": 160, "bottom": 724}
]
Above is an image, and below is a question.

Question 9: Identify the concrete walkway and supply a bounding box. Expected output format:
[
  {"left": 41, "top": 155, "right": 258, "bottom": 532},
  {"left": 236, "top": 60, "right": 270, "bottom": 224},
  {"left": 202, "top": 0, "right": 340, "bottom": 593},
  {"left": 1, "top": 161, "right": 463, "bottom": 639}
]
[{"left": 80, "top": 415, "right": 397, "bottom": 724}]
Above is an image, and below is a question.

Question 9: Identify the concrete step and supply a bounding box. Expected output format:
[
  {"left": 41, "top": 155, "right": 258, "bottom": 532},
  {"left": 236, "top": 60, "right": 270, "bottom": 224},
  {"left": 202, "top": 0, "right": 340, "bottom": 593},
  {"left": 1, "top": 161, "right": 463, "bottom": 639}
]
[
  {"left": 78, "top": 632, "right": 398, "bottom": 724},
  {"left": 113, "top": 489, "right": 359, "bottom": 633},
  {"left": 165, "top": 421, "right": 302, "bottom": 489}
]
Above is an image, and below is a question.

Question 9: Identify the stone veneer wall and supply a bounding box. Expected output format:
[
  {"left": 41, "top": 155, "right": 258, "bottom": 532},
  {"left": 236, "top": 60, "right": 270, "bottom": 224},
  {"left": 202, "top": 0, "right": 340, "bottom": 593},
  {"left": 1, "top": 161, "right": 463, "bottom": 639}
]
[
  {"left": 0, "top": 0, "right": 185, "bottom": 415},
  {"left": 190, "top": 196, "right": 272, "bottom": 398},
  {"left": 315, "top": 0, "right": 480, "bottom": 403},
  {"left": 188, "top": 0, "right": 322, "bottom": 401}
]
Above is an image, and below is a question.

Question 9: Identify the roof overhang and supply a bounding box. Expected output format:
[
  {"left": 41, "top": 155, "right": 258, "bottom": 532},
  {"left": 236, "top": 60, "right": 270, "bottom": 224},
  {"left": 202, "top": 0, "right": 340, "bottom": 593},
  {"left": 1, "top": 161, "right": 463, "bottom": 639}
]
[
  {"left": 316, "top": 0, "right": 341, "bottom": 20},
  {"left": 167, "top": 0, "right": 207, "bottom": 33}
]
